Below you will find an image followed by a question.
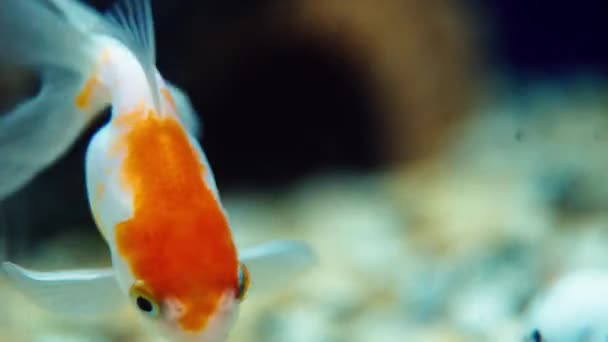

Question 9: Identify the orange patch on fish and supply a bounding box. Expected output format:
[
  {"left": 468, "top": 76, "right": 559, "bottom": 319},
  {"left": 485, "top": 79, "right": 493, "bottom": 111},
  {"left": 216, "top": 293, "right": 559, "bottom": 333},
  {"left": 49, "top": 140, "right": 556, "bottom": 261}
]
[
  {"left": 101, "top": 48, "right": 111, "bottom": 63},
  {"left": 75, "top": 75, "right": 100, "bottom": 109},
  {"left": 96, "top": 183, "right": 106, "bottom": 198},
  {"left": 161, "top": 88, "right": 177, "bottom": 113},
  {"left": 115, "top": 111, "right": 238, "bottom": 332},
  {"left": 111, "top": 102, "right": 147, "bottom": 129}
]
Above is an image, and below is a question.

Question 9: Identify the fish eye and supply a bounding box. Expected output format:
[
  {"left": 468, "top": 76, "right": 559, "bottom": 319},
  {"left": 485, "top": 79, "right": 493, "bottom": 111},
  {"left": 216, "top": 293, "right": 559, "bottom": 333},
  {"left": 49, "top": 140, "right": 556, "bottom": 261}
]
[
  {"left": 129, "top": 281, "right": 161, "bottom": 318},
  {"left": 236, "top": 263, "right": 250, "bottom": 301}
]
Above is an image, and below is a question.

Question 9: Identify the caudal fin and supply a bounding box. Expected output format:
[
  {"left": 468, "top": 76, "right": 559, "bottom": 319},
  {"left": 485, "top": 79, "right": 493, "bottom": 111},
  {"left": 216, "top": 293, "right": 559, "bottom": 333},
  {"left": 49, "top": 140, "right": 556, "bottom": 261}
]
[{"left": 0, "top": 0, "right": 109, "bottom": 199}]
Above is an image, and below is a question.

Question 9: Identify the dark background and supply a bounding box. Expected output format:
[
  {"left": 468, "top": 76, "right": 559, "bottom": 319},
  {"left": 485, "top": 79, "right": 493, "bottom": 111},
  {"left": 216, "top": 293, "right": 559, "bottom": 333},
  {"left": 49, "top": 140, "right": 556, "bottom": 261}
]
[
  {"left": 2, "top": 0, "right": 607, "bottom": 253},
  {"left": 86, "top": 0, "right": 608, "bottom": 188},
  {"left": 484, "top": 0, "right": 608, "bottom": 77}
]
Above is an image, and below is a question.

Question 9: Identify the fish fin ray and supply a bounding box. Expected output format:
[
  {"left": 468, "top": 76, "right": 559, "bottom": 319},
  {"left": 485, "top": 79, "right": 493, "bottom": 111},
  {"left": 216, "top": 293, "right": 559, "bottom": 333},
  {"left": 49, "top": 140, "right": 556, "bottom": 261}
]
[
  {"left": 105, "top": 0, "right": 160, "bottom": 111},
  {"left": 43, "top": 0, "right": 106, "bottom": 33}
]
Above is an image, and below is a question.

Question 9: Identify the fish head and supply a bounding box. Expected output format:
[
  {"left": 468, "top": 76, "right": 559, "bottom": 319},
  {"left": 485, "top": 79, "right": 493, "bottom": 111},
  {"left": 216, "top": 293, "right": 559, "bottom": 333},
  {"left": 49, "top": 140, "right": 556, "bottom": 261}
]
[{"left": 125, "top": 261, "right": 250, "bottom": 342}]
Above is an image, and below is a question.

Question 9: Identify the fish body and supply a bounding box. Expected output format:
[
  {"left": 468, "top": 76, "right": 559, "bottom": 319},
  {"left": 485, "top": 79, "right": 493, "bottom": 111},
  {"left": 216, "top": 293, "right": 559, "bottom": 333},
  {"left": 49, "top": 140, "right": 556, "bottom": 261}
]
[
  {"left": 86, "top": 38, "right": 240, "bottom": 340},
  {"left": 0, "top": 1, "right": 314, "bottom": 341}
]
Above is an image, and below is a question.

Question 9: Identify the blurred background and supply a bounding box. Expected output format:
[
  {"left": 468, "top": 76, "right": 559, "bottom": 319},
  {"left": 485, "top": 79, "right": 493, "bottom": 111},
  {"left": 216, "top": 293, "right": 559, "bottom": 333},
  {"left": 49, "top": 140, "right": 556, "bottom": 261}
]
[{"left": 1, "top": 0, "right": 607, "bottom": 341}]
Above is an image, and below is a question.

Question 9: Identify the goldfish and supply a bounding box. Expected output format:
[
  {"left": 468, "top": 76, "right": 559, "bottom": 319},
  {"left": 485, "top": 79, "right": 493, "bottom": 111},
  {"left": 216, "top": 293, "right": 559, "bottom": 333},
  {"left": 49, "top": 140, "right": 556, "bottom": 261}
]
[{"left": 0, "top": 0, "right": 315, "bottom": 341}]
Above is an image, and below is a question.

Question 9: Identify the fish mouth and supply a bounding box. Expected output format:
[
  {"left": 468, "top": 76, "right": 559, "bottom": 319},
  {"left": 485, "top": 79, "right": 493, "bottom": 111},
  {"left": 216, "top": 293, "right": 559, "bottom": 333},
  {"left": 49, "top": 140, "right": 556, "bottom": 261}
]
[{"left": 159, "top": 290, "right": 239, "bottom": 342}]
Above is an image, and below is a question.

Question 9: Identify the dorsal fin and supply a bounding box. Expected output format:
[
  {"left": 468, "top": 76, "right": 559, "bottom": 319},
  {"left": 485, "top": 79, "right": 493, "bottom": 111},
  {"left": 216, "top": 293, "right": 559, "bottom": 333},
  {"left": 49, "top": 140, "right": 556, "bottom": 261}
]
[{"left": 104, "top": 0, "right": 161, "bottom": 112}]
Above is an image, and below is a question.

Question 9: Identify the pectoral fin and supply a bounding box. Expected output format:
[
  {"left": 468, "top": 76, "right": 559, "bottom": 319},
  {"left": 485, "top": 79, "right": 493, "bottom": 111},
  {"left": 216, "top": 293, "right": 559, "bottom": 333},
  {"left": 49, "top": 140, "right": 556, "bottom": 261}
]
[
  {"left": 2, "top": 262, "right": 125, "bottom": 316},
  {"left": 239, "top": 240, "right": 316, "bottom": 294}
]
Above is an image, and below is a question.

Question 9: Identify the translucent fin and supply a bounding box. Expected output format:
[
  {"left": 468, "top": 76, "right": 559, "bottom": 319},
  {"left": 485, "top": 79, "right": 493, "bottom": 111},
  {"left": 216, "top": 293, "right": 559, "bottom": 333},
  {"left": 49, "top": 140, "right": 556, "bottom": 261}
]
[
  {"left": 2, "top": 262, "right": 125, "bottom": 316},
  {"left": 0, "top": 0, "right": 96, "bottom": 68},
  {"left": 167, "top": 83, "right": 201, "bottom": 137},
  {"left": 105, "top": 0, "right": 160, "bottom": 111},
  {"left": 0, "top": 71, "right": 103, "bottom": 199},
  {"left": 239, "top": 240, "right": 316, "bottom": 294},
  {"left": 0, "top": 1, "right": 108, "bottom": 199},
  {"left": 43, "top": 0, "right": 107, "bottom": 33}
]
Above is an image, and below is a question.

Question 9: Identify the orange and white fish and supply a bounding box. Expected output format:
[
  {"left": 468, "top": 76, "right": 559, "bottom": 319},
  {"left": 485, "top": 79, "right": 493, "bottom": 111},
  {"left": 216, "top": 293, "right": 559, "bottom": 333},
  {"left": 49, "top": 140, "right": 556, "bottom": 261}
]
[{"left": 0, "top": 0, "right": 314, "bottom": 341}]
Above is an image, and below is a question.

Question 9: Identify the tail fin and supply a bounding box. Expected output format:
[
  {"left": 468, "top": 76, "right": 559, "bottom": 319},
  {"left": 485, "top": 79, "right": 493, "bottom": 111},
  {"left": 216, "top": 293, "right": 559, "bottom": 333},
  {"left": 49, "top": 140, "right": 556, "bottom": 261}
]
[{"left": 0, "top": 0, "right": 108, "bottom": 199}]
